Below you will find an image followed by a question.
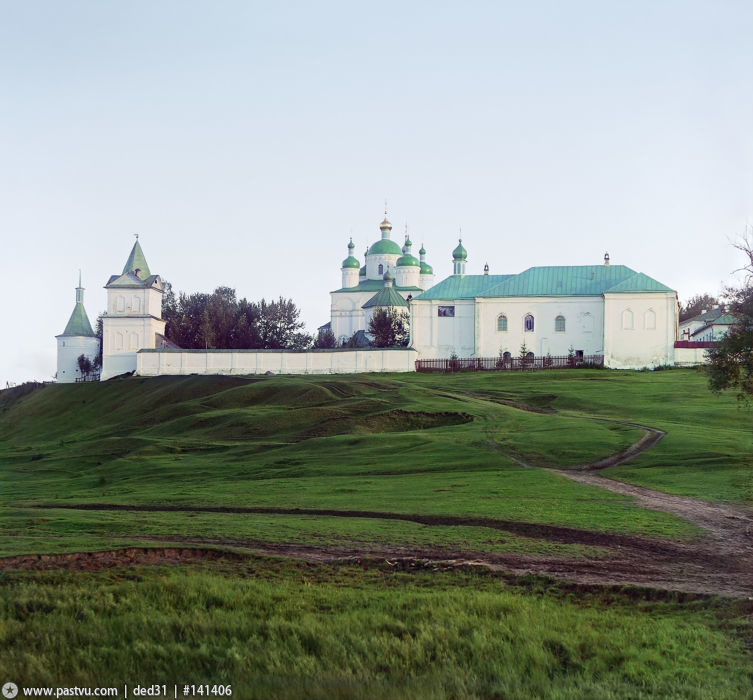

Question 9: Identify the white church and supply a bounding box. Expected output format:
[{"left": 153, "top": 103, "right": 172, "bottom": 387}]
[{"left": 56, "top": 212, "right": 680, "bottom": 381}]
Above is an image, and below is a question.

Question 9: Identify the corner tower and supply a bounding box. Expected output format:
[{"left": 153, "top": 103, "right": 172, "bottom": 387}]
[
  {"left": 101, "top": 238, "right": 165, "bottom": 380},
  {"left": 55, "top": 273, "right": 100, "bottom": 382}
]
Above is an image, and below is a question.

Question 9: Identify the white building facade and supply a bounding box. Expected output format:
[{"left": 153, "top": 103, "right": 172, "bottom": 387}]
[{"left": 410, "top": 247, "right": 678, "bottom": 369}]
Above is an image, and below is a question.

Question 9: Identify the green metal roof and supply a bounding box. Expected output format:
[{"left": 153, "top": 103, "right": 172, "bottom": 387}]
[
  {"left": 478, "top": 265, "right": 674, "bottom": 298},
  {"left": 362, "top": 285, "right": 410, "bottom": 309},
  {"left": 415, "top": 274, "right": 513, "bottom": 301},
  {"left": 333, "top": 278, "right": 423, "bottom": 293},
  {"left": 420, "top": 262, "right": 434, "bottom": 275},
  {"left": 367, "top": 239, "right": 402, "bottom": 256},
  {"left": 397, "top": 253, "right": 420, "bottom": 267},
  {"left": 342, "top": 255, "right": 360, "bottom": 269},
  {"left": 61, "top": 302, "right": 96, "bottom": 336},
  {"left": 122, "top": 240, "right": 151, "bottom": 278},
  {"left": 603, "top": 271, "right": 674, "bottom": 294}
]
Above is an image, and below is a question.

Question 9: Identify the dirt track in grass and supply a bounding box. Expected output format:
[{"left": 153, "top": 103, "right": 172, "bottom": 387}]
[{"left": 7, "top": 413, "right": 753, "bottom": 598}]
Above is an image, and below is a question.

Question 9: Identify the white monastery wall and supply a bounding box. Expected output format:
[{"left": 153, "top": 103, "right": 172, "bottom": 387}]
[
  {"left": 674, "top": 346, "right": 710, "bottom": 366},
  {"left": 137, "top": 349, "right": 418, "bottom": 376},
  {"left": 56, "top": 336, "right": 100, "bottom": 383},
  {"left": 603, "top": 292, "right": 677, "bottom": 368}
]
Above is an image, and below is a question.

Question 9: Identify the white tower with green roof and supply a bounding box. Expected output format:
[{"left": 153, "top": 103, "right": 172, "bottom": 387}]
[
  {"left": 55, "top": 273, "right": 100, "bottom": 383},
  {"left": 101, "top": 238, "right": 166, "bottom": 380}
]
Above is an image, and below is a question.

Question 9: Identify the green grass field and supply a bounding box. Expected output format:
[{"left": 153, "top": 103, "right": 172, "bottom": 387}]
[{"left": 0, "top": 369, "right": 751, "bottom": 699}]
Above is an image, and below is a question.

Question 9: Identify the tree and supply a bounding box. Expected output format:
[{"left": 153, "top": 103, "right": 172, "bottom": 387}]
[
  {"left": 257, "top": 297, "right": 311, "bottom": 349},
  {"left": 368, "top": 308, "right": 409, "bottom": 347},
  {"left": 706, "top": 234, "right": 753, "bottom": 402},
  {"left": 680, "top": 293, "right": 720, "bottom": 322},
  {"left": 161, "top": 285, "right": 308, "bottom": 350},
  {"left": 77, "top": 354, "right": 92, "bottom": 378},
  {"left": 313, "top": 327, "right": 337, "bottom": 349}
]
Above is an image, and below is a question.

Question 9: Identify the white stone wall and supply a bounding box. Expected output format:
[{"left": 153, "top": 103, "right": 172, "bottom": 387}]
[
  {"left": 395, "top": 265, "right": 420, "bottom": 288},
  {"left": 475, "top": 296, "right": 605, "bottom": 358},
  {"left": 107, "top": 287, "right": 162, "bottom": 317},
  {"left": 603, "top": 292, "right": 677, "bottom": 368},
  {"left": 366, "top": 254, "right": 399, "bottom": 279},
  {"left": 410, "top": 299, "right": 476, "bottom": 358},
  {"left": 101, "top": 315, "right": 166, "bottom": 379},
  {"left": 341, "top": 267, "right": 359, "bottom": 289},
  {"left": 137, "top": 349, "right": 418, "bottom": 376},
  {"left": 330, "top": 290, "right": 375, "bottom": 341},
  {"left": 56, "top": 335, "right": 100, "bottom": 383},
  {"left": 674, "top": 346, "right": 711, "bottom": 366}
]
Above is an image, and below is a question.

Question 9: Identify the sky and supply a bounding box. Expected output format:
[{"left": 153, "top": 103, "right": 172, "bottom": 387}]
[{"left": 1, "top": 0, "right": 751, "bottom": 386}]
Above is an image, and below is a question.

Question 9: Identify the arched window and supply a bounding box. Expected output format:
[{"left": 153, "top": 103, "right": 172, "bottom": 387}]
[
  {"left": 622, "top": 309, "right": 634, "bottom": 330},
  {"left": 378, "top": 264, "right": 384, "bottom": 275},
  {"left": 524, "top": 314, "right": 534, "bottom": 332},
  {"left": 526, "top": 351, "right": 535, "bottom": 359},
  {"left": 644, "top": 309, "right": 656, "bottom": 330},
  {"left": 503, "top": 351, "right": 512, "bottom": 360},
  {"left": 497, "top": 314, "right": 508, "bottom": 331},
  {"left": 555, "top": 315, "right": 565, "bottom": 332}
]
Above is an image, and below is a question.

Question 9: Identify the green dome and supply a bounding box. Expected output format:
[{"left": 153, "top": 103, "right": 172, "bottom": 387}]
[
  {"left": 368, "top": 238, "right": 403, "bottom": 256},
  {"left": 419, "top": 245, "right": 426, "bottom": 256},
  {"left": 342, "top": 255, "right": 360, "bottom": 269},
  {"left": 347, "top": 238, "right": 355, "bottom": 250},
  {"left": 420, "top": 261, "right": 434, "bottom": 275},
  {"left": 452, "top": 239, "right": 467, "bottom": 261},
  {"left": 397, "top": 254, "right": 420, "bottom": 267}
]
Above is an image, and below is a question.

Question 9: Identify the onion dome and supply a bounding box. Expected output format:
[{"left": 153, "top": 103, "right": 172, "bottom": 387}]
[
  {"left": 383, "top": 270, "right": 394, "bottom": 282},
  {"left": 397, "top": 253, "right": 420, "bottom": 267},
  {"left": 420, "top": 261, "right": 434, "bottom": 275},
  {"left": 379, "top": 216, "right": 393, "bottom": 233},
  {"left": 369, "top": 238, "right": 402, "bottom": 255},
  {"left": 342, "top": 237, "right": 360, "bottom": 268},
  {"left": 452, "top": 239, "right": 468, "bottom": 261},
  {"left": 419, "top": 245, "right": 426, "bottom": 256}
]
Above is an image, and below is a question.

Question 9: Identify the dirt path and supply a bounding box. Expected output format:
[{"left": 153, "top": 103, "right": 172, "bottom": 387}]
[{"left": 8, "top": 407, "right": 752, "bottom": 597}]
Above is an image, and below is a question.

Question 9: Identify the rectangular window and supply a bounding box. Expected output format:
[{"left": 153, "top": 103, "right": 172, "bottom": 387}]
[{"left": 438, "top": 306, "right": 455, "bottom": 317}]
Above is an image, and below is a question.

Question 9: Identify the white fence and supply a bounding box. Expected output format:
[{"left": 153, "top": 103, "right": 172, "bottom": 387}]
[{"left": 137, "top": 348, "right": 418, "bottom": 376}]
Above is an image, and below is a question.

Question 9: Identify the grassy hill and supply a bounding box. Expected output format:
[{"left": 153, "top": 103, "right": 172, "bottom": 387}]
[{"left": 0, "top": 369, "right": 751, "bottom": 699}]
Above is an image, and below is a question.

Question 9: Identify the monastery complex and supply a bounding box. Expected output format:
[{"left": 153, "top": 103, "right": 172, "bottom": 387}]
[{"left": 56, "top": 212, "right": 690, "bottom": 382}]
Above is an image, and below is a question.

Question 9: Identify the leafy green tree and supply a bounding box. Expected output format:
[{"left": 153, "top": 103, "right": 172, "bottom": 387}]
[
  {"left": 162, "top": 283, "right": 308, "bottom": 350},
  {"left": 313, "top": 327, "right": 337, "bottom": 348},
  {"left": 680, "top": 293, "right": 720, "bottom": 322},
  {"left": 706, "top": 234, "right": 753, "bottom": 402},
  {"left": 257, "top": 297, "right": 311, "bottom": 349},
  {"left": 368, "top": 308, "right": 409, "bottom": 347}
]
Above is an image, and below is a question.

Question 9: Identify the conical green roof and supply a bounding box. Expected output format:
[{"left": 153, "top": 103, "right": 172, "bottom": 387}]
[
  {"left": 122, "top": 240, "right": 151, "bottom": 278},
  {"left": 62, "top": 302, "right": 96, "bottom": 336}
]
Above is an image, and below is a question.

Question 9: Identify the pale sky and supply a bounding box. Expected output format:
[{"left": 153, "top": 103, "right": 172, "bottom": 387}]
[{"left": 1, "top": 0, "right": 751, "bottom": 386}]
